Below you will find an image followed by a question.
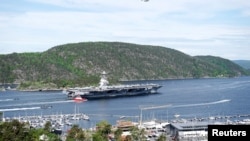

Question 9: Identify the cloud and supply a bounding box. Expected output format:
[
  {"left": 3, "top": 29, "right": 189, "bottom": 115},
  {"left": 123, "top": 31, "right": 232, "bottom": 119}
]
[
  {"left": 28, "top": 0, "right": 250, "bottom": 13},
  {"left": 0, "top": 0, "right": 249, "bottom": 60}
]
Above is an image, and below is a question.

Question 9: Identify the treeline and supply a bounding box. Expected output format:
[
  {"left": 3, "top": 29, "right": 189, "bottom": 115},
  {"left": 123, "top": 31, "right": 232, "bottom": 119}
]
[
  {"left": 0, "top": 42, "right": 249, "bottom": 89},
  {"left": 0, "top": 119, "right": 60, "bottom": 141},
  {"left": 0, "top": 119, "right": 167, "bottom": 141}
]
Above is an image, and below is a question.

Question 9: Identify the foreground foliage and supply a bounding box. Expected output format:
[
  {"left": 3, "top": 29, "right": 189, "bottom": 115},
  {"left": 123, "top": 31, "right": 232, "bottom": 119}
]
[
  {"left": 0, "top": 119, "right": 170, "bottom": 141},
  {"left": 0, "top": 120, "right": 60, "bottom": 141}
]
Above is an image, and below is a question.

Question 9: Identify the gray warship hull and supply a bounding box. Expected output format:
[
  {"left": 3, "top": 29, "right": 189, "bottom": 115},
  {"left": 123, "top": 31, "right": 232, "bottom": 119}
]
[
  {"left": 66, "top": 71, "right": 162, "bottom": 100},
  {"left": 67, "top": 84, "right": 162, "bottom": 100}
]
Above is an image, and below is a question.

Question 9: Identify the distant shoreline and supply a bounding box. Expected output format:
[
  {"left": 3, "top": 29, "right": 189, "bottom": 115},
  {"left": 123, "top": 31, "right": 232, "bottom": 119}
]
[
  {"left": 18, "top": 89, "right": 64, "bottom": 92},
  {"left": 1, "top": 76, "right": 241, "bottom": 92}
]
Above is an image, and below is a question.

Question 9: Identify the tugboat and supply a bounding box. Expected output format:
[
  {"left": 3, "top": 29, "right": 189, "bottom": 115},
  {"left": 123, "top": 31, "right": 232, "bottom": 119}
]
[
  {"left": 66, "top": 71, "right": 162, "bottom": 100},
  {"left": 73, "top": 95, "right": 87, "bottom": 103}
]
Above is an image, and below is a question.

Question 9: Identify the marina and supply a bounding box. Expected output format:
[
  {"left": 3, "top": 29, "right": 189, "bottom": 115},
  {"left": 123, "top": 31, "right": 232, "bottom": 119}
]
[
  {"left": 2, "top": 111, "right": 250, "bottom": 141},
  {"left": 3, "top": 111, "right": 250, "bottom": 128},
  {"left": 3, "top": 113, "right": 90, "bottom": 130}
]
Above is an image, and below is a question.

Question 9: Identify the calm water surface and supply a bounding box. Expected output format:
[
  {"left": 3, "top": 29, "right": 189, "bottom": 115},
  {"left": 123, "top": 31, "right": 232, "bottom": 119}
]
[{"left": 1, "top": 77, "right": 250, "bottom": 128}]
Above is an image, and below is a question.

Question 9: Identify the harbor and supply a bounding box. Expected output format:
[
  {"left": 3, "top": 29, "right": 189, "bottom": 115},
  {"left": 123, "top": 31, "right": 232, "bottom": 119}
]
[
  {"left": 1, "top": 77, "right": 250, "bottom": 140},
  {"left": 2, "top": 112, "right": 89, "bottom": 131},
  {"left": 2, "top": 110, "right": 250, "bottom": 141}
]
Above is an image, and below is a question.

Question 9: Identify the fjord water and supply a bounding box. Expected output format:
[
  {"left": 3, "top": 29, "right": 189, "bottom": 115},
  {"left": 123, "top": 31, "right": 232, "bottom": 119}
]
[{"left": 1, "top": 77, "right": 250, "bottom": 128}]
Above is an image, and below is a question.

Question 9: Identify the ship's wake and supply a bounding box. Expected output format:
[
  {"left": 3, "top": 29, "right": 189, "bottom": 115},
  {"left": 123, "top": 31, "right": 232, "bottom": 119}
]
[
  {"left": 0, "top": 98, "right": 19, "bottom": 102},
  {"left": 141, "top": 99, "right": 231, "bottom": 110},
  {"left": 0, "top": 100, "right": 75, "bottom": 112},
  {"left": 2, "top": 100, "right": 74, "bottom": 107},
  {"left": 0, "top": 99, "right": 13, "bottom": 102},
  {"left": 0, "top": 107, "right": 41, "bottom": 112},
  {"left": 172, "top": 99, "right": 231, "bottom": 108}
]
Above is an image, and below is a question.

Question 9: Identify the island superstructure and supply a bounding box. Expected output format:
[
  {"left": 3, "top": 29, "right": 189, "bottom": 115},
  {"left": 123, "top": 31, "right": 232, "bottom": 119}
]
[{"left": 66, "top": 71, "right": 162, "bottom": 100}]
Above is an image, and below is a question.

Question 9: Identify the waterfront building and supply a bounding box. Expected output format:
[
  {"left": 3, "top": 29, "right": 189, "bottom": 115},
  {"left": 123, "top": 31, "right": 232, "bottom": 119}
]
[{"left": 169, "top": 122, "right": 208, "bottom": 141}]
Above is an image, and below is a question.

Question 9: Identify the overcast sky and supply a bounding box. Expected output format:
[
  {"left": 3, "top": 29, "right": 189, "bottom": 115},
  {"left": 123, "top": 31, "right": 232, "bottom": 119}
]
[{"left": 1, "top": 0, "right": 250, "bottom": 60}]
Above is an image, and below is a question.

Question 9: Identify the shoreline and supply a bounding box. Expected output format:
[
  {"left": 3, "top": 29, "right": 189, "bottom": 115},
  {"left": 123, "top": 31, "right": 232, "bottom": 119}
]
[{"left": 1, "top": 76, "right": 242, "bottom": 92}]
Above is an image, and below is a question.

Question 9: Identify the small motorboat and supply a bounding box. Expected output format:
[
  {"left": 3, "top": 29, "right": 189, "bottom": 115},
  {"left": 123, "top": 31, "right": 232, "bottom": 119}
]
[{"left": 40, "top": 105, "right": 53, "bottom": 109}]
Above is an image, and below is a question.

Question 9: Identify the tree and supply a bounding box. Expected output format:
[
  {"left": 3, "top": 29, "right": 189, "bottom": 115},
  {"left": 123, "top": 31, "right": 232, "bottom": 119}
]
[
  {"left": 92, "top": 133, "right": 104, "bottom": 141},
  {"left": 131, "top": 126, "right": 147, "bottom": 141},
  {"left": 114, "top": 128, "right": 123, "bottom": 141},
  {"left": 66, "top": 124, "right": 87, "bottom": 141},
  {"left": 0, "top": 119, "right": 28, "bottom": 141},
  {"left": 44, "top": 121, "right": 52, "bottom": 133},
  {"left": 0, "top": 112, "right": 3, "bottom": 121},
  {"left": 124, "top": 135, "right": 132, "bottom": 141},
  {"left": 92, "top": 120, "right": 112, "bottom": 141},
  {"left": 156, "top": 134, "right": 167, "bottom": 141},
  {"left": 0, "top": 120, "right": 60, "bottom": 141}
]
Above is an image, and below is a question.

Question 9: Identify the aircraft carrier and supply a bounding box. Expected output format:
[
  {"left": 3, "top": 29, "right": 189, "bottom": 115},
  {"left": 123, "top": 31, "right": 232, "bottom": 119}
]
[{"left": 66, "top": 71, "right": 162, "bottom": 100}]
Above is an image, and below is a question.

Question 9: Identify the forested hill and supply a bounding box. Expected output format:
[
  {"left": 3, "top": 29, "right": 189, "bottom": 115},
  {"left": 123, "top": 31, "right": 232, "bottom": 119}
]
[
  {"left": 0, "top": 42, "right": 249, "bottom": 89},
  {"left": 233, "top": 60, "right": 250, "bottom": 70}
]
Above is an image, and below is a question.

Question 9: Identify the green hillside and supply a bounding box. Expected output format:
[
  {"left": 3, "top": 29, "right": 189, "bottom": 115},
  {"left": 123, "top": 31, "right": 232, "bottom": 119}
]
[
  {"left": 195, "top": 56, "right": 248, "bottom": 77},
  {"left": 233, "top": 60, "right": 250, "bottom": 70},
  {"left": 0, "top": 42, "right": 249, "bottom": 90}
]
